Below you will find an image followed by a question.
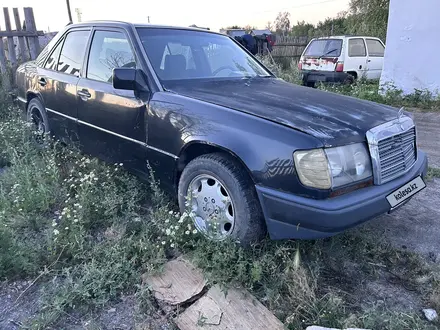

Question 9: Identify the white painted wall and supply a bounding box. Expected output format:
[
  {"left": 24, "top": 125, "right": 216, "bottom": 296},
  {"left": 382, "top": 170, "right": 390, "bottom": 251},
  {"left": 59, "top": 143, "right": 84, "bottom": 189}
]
[{"left": 380, "top": 0, "right": 440, "bottom": 96}]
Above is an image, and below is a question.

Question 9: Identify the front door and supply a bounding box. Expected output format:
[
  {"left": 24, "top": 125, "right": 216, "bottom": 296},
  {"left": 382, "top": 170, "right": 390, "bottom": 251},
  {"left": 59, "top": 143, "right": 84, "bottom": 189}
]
[
  {"left": 37, "top": 29, "right": 90, "bottom": 144},
  {"left": 365, "top": 38, "right": 385, "bottom": 80},
  {"left": 77, "top": 28, "right": 148, "bottom": 172}
]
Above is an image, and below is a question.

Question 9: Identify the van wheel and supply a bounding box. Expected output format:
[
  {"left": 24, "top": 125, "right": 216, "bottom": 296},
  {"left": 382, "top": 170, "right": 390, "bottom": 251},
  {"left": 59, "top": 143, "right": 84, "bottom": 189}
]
[
  {"left": 305, "top": 81, "right": 316, "bottom": 88},
  {"left": 178, "top": 153, "right": 266, "bottom": 246},
  {"left": 343, "top": 74, "right": 355, "bottom": 85}
]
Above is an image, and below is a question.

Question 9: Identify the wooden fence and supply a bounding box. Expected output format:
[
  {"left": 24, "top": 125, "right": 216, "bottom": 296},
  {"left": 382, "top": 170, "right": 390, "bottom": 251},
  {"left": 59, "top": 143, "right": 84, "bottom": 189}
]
[
  {"left": 271, "top": 35, "right": 309, "bottom": 60},
  {"left": 0, "top": 7, "right": 43, "bottom": 89}
]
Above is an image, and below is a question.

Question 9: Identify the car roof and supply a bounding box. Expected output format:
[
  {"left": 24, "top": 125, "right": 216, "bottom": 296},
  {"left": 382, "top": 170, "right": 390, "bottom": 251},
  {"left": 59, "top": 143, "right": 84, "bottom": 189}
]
[
  {"left": 313, "top": 35, "right": 381, "bottom": 40},
  {"left": 66, "top": 20, "right": 223, "bottom": 35}
]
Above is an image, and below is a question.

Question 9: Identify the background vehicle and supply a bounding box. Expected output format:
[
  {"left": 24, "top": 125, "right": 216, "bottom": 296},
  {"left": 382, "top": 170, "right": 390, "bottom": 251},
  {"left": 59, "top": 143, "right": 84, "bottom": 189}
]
[
  {"left": 14, "top": 22, "right": 427, "bottom": 246},
  {"left": 220, "top": 28, "right": 275, "bottom": 54},
  {"left": 298, "top": 35, "right": 386, "bottom": 87}
]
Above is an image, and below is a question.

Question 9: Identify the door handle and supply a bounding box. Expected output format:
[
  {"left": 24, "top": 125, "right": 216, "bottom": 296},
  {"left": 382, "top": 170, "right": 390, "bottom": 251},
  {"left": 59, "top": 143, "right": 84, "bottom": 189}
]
[
  {"left": 77, "top": 89, "right": 91, "bottom": 100},
  {"left": 367, "top": 59, "right": 371, "bottom": 62},
  {"left": 38, "top": 77, "right": 47, "bottom": 87}
]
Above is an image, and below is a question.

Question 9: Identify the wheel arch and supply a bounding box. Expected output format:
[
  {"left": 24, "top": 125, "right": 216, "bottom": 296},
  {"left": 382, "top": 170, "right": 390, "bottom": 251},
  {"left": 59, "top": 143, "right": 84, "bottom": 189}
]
[
  {"left": 26, "top": 91, "right": 44, "bottom": 109},
  {"left": 175, "top": 140, "right": 256, "bottom": 189},
  {"left": 347, "top": 71, "right": 358, "bottom": 79}
]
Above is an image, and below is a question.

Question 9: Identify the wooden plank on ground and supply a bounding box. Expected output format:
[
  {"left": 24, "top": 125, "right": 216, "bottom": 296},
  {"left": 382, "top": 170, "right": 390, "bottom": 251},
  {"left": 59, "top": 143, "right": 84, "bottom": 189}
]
[
  {"left": 143, "top": 257, "right": 206, "bottom": 305},
  {"left": 175, "top": 285, "right": 285, "bottom": 330}
]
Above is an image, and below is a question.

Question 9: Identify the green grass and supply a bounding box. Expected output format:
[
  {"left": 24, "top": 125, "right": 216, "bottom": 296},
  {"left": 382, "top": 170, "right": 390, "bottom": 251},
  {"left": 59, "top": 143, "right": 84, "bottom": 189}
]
[
  {"left": 1, "top": 89, "right": 439, "bottom": 330},
  {"left": 318, "top": 80, "right": 440, "bottom": 111},
  {"left": 265, "top": 56, "right": 440, "bottom": 111},
  {"left": 427, "top": 167, "right": 440, "bottom": 180}
]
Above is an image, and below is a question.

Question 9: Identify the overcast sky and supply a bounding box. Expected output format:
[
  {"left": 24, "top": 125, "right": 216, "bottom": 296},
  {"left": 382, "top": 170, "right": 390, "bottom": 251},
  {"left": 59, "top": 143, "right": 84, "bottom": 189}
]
[{"left": 2, "top": 0, "right": 350, "bottom": 33}]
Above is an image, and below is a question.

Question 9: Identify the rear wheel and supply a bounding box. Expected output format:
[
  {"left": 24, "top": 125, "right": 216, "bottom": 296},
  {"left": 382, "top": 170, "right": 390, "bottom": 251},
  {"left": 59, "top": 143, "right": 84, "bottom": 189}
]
[
  {"left": 178, "top": 153, "right": 266, "bottom": 245},
  {"left": 343, "top": 74, "right": 355, "bottom": 85},
  {"left": 26, "top": 98, "right": 50, "bottom": 143}
]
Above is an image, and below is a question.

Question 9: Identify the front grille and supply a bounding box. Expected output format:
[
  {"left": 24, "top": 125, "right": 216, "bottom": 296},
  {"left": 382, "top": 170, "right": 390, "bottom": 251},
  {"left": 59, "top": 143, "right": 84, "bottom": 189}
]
[
  {"left": 377, "top": 127, "right": 416, "bottom": 183},
  {"left": 366, "top": 115, "right": 417, "bottom": 185}
]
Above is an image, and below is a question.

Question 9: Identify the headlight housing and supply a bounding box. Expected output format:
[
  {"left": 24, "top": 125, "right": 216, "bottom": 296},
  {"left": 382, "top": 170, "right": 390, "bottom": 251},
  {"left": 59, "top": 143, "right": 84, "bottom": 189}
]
[{"left": 293, "top": 143, "right": 372, "bottom": 189}]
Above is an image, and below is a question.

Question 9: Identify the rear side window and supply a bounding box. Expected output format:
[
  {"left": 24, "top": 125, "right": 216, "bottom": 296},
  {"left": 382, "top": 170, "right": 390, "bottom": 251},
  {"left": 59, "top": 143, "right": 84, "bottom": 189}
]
[
  {"left": 57, "top": 30, "right": 90, "bottom": 76},
  {"left": 87, "top": 30, "right": 136, "bottom": 83},
  {"left": 44, "top": 38, "right": 64, "bottom": 70},
  {"left": 366, "top": 39, "right": 385, "bottom": 57},
  {"left": 348, "top": 38, "right": 367, "bottom": 57},
  {"left": 304, "top": 39, "right": 342, "bottom": 57}
]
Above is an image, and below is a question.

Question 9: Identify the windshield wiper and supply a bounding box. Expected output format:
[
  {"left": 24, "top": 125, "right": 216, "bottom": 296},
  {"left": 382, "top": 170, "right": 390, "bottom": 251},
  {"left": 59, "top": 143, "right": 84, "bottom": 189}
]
[{"left": 319, "top": 48, "right": 338, "bottom": 58}]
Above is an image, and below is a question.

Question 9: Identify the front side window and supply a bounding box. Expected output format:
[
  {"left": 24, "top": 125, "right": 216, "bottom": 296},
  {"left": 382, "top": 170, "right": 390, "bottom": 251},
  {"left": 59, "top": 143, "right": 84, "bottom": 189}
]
[
  {"left": 57, "top": 30, "right": 90, "bottom": 76},
  {"left": 87, "top": 30, "right": 136, "bottom": 83},
  {"left": 136, "top": 28, "right": 270, "bottom": 82},
  {"left": 348, "top": 38, "right": 367, "bottom": 57},
  {"left": 366, "top": 39, "right": 385, "bottom": 57},
  {"left": 44, "top": 38, "right": 64, "bottom": 70}
]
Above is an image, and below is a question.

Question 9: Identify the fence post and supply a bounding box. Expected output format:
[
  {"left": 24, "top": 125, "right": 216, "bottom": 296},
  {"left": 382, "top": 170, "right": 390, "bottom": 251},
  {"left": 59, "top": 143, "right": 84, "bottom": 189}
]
[
  {"left": 23, "top": 7, "right": 39, "bottom": 59},
  {"left": 0, "top": 34, "right": 11, "bottom": 90},
  {"left": 13, "top": 8, "right": 29, "bottom": 62},
  {"left": 3, "top": 8, "right": 17, "bottom": 68}
]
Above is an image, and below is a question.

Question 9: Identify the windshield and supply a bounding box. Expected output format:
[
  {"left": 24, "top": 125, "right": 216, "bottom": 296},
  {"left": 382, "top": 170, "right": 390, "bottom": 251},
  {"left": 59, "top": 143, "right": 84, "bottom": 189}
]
[
  {"left": 304, "top": 39, "right": 343, "bottom": 57},
  {"left": 136, "top": 28, "right": 271, "bottom": 82}
]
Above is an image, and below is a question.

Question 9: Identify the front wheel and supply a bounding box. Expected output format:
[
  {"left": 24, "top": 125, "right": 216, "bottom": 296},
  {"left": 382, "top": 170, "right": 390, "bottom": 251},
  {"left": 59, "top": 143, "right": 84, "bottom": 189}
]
[{"left": 178, "top": 153, "right": 266, "bottom": 246}]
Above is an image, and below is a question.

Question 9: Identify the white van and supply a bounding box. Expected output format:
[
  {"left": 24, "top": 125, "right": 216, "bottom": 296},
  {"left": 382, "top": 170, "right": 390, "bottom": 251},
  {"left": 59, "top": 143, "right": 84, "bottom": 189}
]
[{"left": 298, "top": 36, "right": 385, "bottom": 87}]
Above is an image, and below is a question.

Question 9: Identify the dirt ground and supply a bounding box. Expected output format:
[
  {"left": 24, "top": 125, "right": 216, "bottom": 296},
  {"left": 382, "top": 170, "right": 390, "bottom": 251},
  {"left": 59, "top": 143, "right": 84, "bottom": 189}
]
[
  {"left": 0, "top": 280, "right": 172, "bottom": 330},
  {"left": 0, "top": 111, "right": 439, "bottom": 330},
  {"left": 413, "top": 111, "right": 440, "bottom": 168}
]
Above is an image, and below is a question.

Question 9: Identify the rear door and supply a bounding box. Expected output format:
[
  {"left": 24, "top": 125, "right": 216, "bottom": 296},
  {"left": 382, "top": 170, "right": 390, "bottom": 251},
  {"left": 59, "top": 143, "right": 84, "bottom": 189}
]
[
  {"left": 301, "top": 38, "right": 342, "bottom": 73},
  {"left": 76, "top": 27, "right": 148, "bottom": 169},
  {"left": 346, "top": 38, "right": 368, "bottom": 78},
  {"left": 37, "top": 29, "right": 90, "bottom": 143},
  {"left": 365, "top": 38, "right": 385, "bottom": 80}
]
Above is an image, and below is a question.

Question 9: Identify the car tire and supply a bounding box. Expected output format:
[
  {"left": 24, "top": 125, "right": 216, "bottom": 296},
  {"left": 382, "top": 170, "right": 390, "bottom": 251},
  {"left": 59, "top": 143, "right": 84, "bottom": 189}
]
[
  {"left": 178, "top": 153, "right": 266, "bottom": 246},
  {"left": 343, "top": 74, "right": 355, "bottom": 85},
  {"left": 306, "top": 81, "right": 316, "bottom": 88},
  {"left": 26, "top": 98, "right": 50, "bottom": 139}
]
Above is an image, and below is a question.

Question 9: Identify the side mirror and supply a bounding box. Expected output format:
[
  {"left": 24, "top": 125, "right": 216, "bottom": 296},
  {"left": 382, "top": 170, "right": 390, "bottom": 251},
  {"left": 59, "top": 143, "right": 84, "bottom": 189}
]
[{"left": 112, "top": 68, "right": 141, "bottom": 91}]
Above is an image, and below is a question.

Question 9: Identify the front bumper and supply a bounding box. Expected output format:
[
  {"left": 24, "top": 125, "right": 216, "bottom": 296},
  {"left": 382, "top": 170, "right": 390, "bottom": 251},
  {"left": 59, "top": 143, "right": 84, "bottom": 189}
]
[
  {"left": 301, "top": 70, "right": 349, "bottom": 84},
  {"left": 256, "top": 150, "right": 428, "bottom": 240}
]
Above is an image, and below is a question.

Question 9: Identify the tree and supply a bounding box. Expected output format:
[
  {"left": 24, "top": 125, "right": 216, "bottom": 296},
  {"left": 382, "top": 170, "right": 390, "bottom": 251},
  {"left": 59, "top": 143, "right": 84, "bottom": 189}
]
[
  {"left": 274, "top": 11, "right": 291, "bottom": 36},
  {"left": 265, "top": 21, "right": 273, "bottom": 31},
  {"left": 315, "top": 16, "right": 347, "bottom": 37},
  {"left": 290, "top": 20, "right": 315, "bottom": 37},
  {"left": 244, "top": 25, "right": 257, "bottom": 32},
  {"left": 345, "top": 0, "right": 390, "bottom": 41}
]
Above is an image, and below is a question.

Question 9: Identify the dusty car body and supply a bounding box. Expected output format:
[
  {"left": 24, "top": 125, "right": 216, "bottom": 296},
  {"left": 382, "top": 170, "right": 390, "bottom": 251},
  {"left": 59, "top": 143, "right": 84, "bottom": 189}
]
[{"left": 14, "top": 21, "right": 428, "bottom": 245}]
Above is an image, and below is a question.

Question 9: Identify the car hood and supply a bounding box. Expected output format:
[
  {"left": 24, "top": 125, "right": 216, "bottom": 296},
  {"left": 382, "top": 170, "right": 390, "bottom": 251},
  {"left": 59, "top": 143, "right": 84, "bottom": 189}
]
[{"left": 164, "top": 78, "right": 399, "bottom": 147}]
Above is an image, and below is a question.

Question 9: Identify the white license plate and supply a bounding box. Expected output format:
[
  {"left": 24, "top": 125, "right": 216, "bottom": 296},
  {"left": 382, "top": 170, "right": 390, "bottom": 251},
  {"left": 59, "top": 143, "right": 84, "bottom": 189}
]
[{"left": 386, "top": 176, "right": 426, "bottom": 208}]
